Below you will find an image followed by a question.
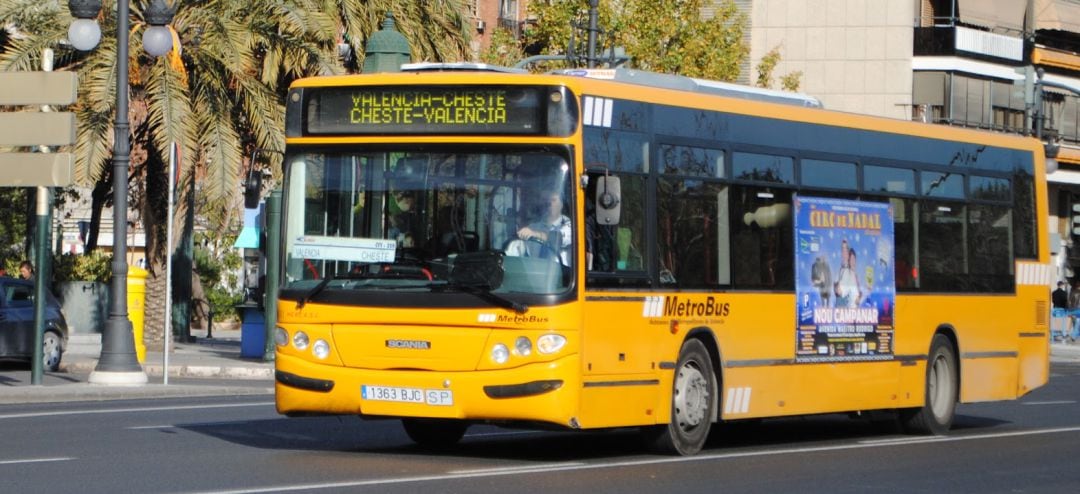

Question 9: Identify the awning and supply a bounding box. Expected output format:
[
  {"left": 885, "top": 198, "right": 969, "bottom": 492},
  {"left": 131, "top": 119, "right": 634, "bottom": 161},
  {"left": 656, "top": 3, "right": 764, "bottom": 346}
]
[
  {"left": 1035, "top": 0, "right": 1080, "bottom": 32},
  {"left": 958, "top": 0, "right": 1026, "bottom": 31},
  {"left": 233, "top": 208, "right": 262, "bottom": 249}
]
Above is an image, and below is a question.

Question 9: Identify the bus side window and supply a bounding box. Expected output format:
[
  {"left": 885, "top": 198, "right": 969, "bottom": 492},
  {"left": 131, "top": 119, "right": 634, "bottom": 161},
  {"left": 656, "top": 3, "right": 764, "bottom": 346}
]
[
  {"left": 657, "top": 178, "right": 729, "bottom": 288},
  {"left": 586, "top": 173, "right": 646, "bottom": 284},
  {"left": 731, "top": 186, "right": 794, "bottom": 289},
  {"left": 586, "top": 174, "right": 619, "bottom": 272}
]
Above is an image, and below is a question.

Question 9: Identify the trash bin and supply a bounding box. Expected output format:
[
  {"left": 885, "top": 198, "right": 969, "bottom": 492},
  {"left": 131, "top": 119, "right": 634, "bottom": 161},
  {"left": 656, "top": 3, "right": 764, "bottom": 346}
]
[
  {"left": 127, "top": 265, "right": 148, "bottom": 363},
  {"left": 237, "top": 303, "right": 265, "bottom": 358}
]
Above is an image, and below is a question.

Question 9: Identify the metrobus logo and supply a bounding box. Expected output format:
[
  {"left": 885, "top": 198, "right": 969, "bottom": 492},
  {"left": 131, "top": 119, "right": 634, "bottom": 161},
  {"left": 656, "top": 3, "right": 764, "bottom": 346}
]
[{"left": 642, "top": 296, "right": 730, "bottom": 318}]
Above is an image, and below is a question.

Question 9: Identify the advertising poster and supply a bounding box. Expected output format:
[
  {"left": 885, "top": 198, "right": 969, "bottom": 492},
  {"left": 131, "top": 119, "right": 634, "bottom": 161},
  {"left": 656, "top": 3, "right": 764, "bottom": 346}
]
[{"left": 794, "top": 196, "right": 895, "bottom": 362}]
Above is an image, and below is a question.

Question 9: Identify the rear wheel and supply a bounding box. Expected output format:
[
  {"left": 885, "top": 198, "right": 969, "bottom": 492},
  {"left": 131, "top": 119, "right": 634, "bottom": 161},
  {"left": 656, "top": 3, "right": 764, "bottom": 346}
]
[
  {"left": 401, "top": 418, "right": 468, "bottom": 448},
  {"left": 900, "top": 334, "right": 958, "bottom": 435},
  {"left": 41, "top": 330, "right": 63, "bottom": 372},
  {"left": 642, "top": 339, "right": 715, "bottom": 456}
]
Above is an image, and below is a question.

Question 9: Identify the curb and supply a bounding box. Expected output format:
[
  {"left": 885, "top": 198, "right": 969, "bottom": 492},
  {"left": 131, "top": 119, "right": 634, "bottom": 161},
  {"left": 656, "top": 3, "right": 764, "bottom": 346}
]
[
  {"left": 61, "top": 359, "right": 274, "bottom": 380},
  {"left": 0, "top": 384, "right": 275, "bottom": 405}
]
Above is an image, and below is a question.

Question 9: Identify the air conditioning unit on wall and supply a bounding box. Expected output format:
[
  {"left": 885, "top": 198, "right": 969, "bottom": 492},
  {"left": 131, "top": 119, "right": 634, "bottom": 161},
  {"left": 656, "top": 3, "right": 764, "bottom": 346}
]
[{"left": 476, "top": 20, "right": 486, "bottom": 32}]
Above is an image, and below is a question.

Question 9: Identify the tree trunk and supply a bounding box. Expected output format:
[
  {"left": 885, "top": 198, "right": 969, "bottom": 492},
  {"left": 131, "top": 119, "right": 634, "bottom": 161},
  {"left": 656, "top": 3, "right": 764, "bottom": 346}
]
[
  {"left": 143, "top": 255, "right": 168, "bottom": 352},
  {"left": 171, "top": 172, "right": 195, "bottom": 342},
  {"left": 85, "top": 170, "right": 111, "bottom": 253},
  {"left": 138, "top": 137, "right": 170, "bottom": 351}
]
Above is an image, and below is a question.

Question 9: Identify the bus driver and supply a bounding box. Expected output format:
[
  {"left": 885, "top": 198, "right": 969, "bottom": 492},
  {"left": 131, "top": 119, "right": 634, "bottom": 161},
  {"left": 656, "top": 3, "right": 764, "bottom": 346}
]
[{"left": 507, "top": 190, "right": 572, "bottom": 266}]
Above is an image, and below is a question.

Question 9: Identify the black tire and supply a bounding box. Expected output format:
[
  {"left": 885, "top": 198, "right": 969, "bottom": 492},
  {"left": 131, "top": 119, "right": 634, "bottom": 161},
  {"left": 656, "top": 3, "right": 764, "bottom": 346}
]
[
  {"left": 401, "top": 418, "right": 468, "bottom": 448},
  {"left": 900, "top": 334, "right": 958, "bottom": 435},
  {"left": 642, "top": 339, "right": 716, "bottom": 456},
  {"left": 41, "top": 330, "right": 63, "bottom": 372}
]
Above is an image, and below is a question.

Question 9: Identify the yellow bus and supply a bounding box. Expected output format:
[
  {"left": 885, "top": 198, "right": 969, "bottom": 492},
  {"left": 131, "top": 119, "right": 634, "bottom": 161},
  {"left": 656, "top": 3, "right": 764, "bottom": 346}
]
[{"left": 272, "top": 64, "right": 1052, "bottom": 455}]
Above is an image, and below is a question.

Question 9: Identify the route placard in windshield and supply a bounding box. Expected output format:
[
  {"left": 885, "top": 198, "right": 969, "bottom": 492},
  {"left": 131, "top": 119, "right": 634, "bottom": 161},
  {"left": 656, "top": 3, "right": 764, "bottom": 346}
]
[{"left": 292, "top": 236, "right": 397, "bottom": 264}]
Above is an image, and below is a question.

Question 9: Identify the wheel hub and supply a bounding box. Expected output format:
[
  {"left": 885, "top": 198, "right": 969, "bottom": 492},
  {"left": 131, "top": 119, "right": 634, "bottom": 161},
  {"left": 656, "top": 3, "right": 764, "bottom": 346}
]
[{"left": 674, "top": 364, "right": 709, "bottom": 427}]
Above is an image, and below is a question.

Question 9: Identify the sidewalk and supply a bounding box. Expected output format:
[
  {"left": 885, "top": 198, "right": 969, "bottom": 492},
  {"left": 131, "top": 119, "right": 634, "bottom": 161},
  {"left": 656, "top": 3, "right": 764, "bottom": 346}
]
[
  {"left": 0, "top": 328, "right": 274, "bottom": 405},
  {"left": 1052, "top": 338, "right": 1080, "bottom": 363},
  {"left": 62, "top": 328, "right": 275, "bottom": 380}
]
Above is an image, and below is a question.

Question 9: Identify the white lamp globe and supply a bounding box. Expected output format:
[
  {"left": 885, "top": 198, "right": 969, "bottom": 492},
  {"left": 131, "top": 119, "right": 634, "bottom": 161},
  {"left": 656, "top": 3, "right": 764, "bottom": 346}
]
[
  {"left": 142, "top": 25, "right": 173, "bottom": 57},
  {"left": 67, "top": 19, "right": 101, "bottom": 51}
]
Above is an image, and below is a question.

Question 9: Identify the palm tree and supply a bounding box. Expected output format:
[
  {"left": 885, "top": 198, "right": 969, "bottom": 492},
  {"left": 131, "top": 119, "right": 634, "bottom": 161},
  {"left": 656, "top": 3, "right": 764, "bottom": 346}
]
[{"left": 1, "top": 0, "right": 470, "bottom": 350}]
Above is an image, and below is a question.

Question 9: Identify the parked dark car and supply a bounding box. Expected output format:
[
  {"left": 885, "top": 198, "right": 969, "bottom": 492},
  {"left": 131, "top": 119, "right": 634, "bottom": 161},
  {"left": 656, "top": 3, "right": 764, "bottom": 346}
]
[{"left": 0, "top": 278, "right": 68, "bottom": 371}]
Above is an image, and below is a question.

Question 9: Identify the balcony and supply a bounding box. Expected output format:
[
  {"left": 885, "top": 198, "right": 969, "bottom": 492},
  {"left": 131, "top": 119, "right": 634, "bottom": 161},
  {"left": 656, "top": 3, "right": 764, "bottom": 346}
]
[{"left": 914, "top": 26, "right": 1026, "bottom": 64}]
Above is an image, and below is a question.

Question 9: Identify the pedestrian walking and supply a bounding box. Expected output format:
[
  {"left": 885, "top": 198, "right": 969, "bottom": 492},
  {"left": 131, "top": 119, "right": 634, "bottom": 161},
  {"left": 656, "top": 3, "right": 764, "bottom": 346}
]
[
  {"left": 1054, "top": 281, "right": 1068, "bottom": 309},
  {"left": 1069, "top": 281, "right": 1080, "bottom": 342}
]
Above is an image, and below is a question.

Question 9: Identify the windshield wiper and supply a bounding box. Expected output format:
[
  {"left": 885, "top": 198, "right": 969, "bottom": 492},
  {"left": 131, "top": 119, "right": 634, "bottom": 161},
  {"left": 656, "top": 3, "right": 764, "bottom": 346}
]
[
  {"left": 434, "top": 282, "right": 529, "bottom": 314},
  {"left": 296, "top": 275, "right": 337, "bottom": 309},
  {"left": 296, "top": 272, "right": 375, "bottom": 308},
  {"left": 297, "top": 267, "right": 437, "bottom": 308}
]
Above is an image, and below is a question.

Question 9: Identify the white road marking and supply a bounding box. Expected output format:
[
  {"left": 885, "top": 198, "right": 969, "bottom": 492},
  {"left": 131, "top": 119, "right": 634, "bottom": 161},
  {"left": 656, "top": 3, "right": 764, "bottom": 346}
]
[
  {"left": 450, "top": 462, "right": 587, "bottom": 474},
  {"left": 0, "top": 457, "right": 74, "bottom": 466},
  {"left": 127, "top": 420, "right": 250, "bottom": 430},
  {"left": 0, "top": 401, "right": 273, "bottom": 420},
  {"left": 1021, "top": 400, "right": 1077, "bottom": 406},
  {"left": 192, "top": 425, "right": 1080, "bottom": 494},
  {"left": 464, "top": 430, "right": 544, "bottom": 438}
]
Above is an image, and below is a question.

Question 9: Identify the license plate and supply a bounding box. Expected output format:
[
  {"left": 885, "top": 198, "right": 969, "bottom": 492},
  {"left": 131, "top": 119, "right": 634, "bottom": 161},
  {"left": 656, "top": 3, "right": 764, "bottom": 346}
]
[{"left": 361, "top": 385, "right": 453, "bottom": 406}]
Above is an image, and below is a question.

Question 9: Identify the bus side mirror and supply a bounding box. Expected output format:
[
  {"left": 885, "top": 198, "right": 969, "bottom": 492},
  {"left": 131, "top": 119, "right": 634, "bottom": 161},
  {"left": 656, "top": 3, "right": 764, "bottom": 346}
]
[
  {"left": 244, "top": 172, "right": 262, "bottom": 209},
  {"left": 595, "top": 175, "right": 621, "bottom": 226}
]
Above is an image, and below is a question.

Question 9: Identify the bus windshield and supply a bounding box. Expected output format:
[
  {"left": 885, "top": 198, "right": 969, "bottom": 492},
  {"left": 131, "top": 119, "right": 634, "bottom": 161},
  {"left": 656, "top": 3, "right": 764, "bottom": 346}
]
[{"left": 282, "top": 146, "right": 576, "bottom": 298}]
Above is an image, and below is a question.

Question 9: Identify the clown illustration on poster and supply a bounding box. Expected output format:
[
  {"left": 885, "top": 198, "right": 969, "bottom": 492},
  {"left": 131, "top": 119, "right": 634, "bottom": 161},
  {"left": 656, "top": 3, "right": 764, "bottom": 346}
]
[{"left": 794, "top": 196, "right": 895, "bottom": 362}]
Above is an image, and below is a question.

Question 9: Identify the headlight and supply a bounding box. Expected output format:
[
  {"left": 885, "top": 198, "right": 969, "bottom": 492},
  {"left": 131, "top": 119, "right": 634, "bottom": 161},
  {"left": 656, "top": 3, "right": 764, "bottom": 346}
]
[
  {"left": 292, "top": 331, "right": 310, "bottom": 351},
  {"left": 536, "top": 334, "right": 566, "bottom": 354},
  {"left": 514, "top": 336, "right": 532, "bottom": 356},
  {"left": 491, "top": 343, "right": 510, "bottom": 364},
  {"left": 274, "top": 327, "right": 288, "bottom": 347},
  {"left": 312, "top": 339, "right": 330, "bottom": 359}
]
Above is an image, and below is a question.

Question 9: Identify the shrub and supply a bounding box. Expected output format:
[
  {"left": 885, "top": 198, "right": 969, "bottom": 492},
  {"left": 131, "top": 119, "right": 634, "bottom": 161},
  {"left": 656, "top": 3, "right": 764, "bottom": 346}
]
[
  {"left": 52, "top": 251, "right": 112, "bottom": 283},
  {"left": 194, "top": 233, "right": 244, "bottom": 322}
]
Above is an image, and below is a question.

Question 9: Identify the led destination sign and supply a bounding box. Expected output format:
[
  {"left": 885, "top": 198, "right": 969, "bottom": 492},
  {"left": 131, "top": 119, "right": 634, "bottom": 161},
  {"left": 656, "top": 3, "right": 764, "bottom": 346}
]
[{"left": 305, "top": 85, "right": 555, "bottom": 135}]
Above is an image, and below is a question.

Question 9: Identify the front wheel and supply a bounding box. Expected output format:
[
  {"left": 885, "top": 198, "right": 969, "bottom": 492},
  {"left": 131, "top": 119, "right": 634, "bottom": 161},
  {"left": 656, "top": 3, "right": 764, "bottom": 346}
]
[
  {"left": 900, "top": 334, "right": 958, "bottom": 435},
  {"left": 401, "top": 418, "right": 468, "bottom": 449},
  {"left": 641, "top": 339, "right": 715, "bottom": 456},
  {"left": 42, "top": 330, "right": 63, "bottom": 372}
]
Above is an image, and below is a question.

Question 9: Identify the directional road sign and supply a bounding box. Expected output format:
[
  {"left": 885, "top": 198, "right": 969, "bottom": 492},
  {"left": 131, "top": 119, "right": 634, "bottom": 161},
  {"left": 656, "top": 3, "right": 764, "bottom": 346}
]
[
  {"left": 0, "top": 71, "right": 78, "bottom": 187},
  {"left": 0, "top": 72, "right": 77, "bottom": 105}
]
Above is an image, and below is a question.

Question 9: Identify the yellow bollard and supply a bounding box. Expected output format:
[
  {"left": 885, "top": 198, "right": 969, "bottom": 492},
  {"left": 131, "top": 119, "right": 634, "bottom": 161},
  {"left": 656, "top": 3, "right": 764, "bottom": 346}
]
[{"left": 127, "top": 265, "right": 148, "bottom": 363}]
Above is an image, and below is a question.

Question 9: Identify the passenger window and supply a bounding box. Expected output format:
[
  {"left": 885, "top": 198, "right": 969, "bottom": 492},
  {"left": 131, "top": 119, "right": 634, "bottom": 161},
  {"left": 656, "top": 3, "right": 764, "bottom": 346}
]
[
  {"left": 864, "top": 165, "right": 914, "bottom": 195},
  {"left": 921, "top": 172, "right": 964, "bottom": 198},
  {"left": 730, "top": 186, "right": 793, "bottom": 289},
  {"left": 657, "top": 178, "right": 729, "bottom": 288},
  {"left": 968, "top": 204, "right": 1013, "bottom": 292},
  {"left": 660, "top": 144, "right": 724, "bottom": 178},
  {"left": 918, "top": 201, "right": 966, "bottom": 291},
  {"left": 801, "top": 158, "right": 856, "bottom": 190},
  {"left": 732, "top": 152, "right": 794, "bottom": 184},
  {"left": 889, "top": 197, "right": 917, "bottom": 291}
]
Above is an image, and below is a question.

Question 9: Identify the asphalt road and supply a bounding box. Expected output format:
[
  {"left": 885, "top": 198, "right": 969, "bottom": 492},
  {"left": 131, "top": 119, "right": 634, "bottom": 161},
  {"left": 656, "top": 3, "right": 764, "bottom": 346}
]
[{"left": 2, "top": 363, "right": 1079, "bottom": 493}]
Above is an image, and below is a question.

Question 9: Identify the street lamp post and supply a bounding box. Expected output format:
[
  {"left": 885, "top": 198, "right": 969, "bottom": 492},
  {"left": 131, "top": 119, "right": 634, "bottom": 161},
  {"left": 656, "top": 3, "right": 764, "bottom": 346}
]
[{"left": 68, "top": 0, "right": 176, "bottom": 385}]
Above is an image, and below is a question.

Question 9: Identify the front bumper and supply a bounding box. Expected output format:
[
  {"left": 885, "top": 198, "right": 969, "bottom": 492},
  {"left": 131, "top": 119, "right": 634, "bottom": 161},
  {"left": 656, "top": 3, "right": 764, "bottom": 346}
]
[{"left": 274, "top": 352, "right": 581, "bottom": 428}]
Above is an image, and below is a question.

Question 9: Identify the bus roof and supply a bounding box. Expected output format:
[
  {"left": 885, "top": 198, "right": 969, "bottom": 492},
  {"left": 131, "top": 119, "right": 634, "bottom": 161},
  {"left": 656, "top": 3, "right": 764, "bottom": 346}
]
[
  {"left": 399, "top": 63, "right": 822, "bottom": 109},
  {"left": 554, "top": 68, "right": 823, "bottom": 109}
]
